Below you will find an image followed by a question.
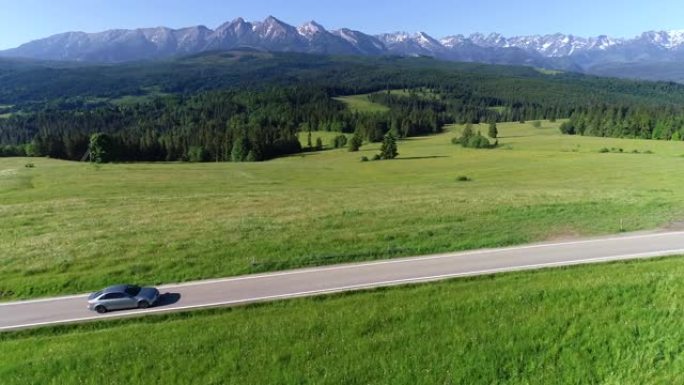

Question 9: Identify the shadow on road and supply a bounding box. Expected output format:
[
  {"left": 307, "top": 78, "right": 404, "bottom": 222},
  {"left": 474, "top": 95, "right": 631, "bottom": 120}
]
[{"left": 155, "top": 292, "right": 182, "bottom": 308}]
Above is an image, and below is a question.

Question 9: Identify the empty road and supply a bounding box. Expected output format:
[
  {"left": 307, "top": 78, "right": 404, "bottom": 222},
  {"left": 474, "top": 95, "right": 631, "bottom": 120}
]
[{"left": 2, "top": 230, "right": 684, "bottom": 332}]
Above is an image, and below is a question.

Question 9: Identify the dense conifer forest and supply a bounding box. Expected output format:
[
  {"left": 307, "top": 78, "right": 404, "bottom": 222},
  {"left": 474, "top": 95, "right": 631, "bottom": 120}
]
[{"left": 3, "top": 50, "right": 684, "bottom": 161}]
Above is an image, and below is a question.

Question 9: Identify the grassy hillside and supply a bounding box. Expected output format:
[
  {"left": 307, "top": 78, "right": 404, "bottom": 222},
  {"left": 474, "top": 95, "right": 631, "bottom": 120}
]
[
  {"left": 3, "top": 121, "right": 684, "bottom": 299},
  {"left": 4, "top": 50, "right": 684, "bottom": 107},
  {"left": 334, "top": 89, "right": 437, "bottom": 113},
  {"left": 3, "top": 255, "right": 684, "bottom": 384},
  {"left": 333, "top": 94, "right": 390, "bottom": 113}
]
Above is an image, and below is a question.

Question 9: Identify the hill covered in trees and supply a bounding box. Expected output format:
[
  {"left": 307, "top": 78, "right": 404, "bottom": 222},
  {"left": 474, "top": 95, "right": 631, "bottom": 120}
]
[{"left": 3, "top": 50, "right": 684, "bottom": 161}]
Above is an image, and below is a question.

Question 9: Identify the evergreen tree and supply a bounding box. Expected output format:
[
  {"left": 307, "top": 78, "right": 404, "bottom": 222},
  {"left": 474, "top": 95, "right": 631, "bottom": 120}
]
[
  {"left": 331, "top": 135, "right": 348, "bottom": 149},
  {"left": 315, "top": 137, "right": 323, "bottom": 151},
  {"left": 88, "top": 133, "right": 114, "bottom": 163},
  {"left": 379, "top": 131, "right": 398, "bottom": 160},
  {"left": 348, "top": 132, "right": 363, "bottom": 152},
  {"left": 231, "top": 136, "right": 249, "bottom": 162},
  {"left": 459, "top": 123, "right": 475, "bottom": 144},
  {"left": 488, "top": 121, "right": 498, "bottom": 139}
]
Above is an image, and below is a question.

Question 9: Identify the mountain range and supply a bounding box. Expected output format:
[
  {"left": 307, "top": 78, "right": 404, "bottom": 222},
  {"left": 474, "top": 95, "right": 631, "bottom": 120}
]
[{"left": 5, "top": 16, "right": 684, "bottom": 81}]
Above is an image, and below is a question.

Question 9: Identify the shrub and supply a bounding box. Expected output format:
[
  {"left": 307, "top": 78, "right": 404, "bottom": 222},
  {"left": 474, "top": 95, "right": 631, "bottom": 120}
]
[
  {"left": 24, "top": 162, "right": 35, "bottom": 168},
  {"left": 467, "top": 134, "right": 493, "bottom": 149},
  {"left": 559, "top": 122, "right": 576, "bottom": 135},
  {"left": 372, "top": 154, "right": 381, "bottom": 161},
  {"left": 331, "top": 135, "right": 348, "bottom": 149},
  {"left": 453, "top": 127, "right": 497, "bottom": 149},
  {"left": 532, "top": 121, "right": 542, "bottom": 128},
  {"left": 599, "top": 147, "right": 610, "bottom": 153},
  {"left": 360, "top": 156, "right": 369, "bottom": 162},
  {"left": 456, "top": 175, "right": 471, "bottom": 182}
]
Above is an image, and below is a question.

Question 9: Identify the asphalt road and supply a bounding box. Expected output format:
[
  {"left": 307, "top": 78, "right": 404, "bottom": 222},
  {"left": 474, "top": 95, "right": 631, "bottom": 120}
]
[{"left": 3, "top": 230, "right": 684, "bottom": 332}]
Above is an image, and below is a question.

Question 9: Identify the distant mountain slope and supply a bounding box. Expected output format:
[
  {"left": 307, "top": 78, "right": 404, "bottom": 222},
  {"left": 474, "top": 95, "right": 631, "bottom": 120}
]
[
  {"left": 6, "top": 16, "right": 684, "bottom": 82},
  {"left": 3, "top": 50, "right": 684, "bottom": 108}
]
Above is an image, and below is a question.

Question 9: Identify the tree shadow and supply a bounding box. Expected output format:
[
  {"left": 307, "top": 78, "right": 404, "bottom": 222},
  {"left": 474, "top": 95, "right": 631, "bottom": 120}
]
[
  {"left": 396, "top": 156, "right": 448, "bottom": 160},
  {"left": 154, "top": 292, "right": 182, "bottom": 308}
]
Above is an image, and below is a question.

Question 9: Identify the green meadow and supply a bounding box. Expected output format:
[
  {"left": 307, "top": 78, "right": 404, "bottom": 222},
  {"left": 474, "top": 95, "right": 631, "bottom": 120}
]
[
  {"left": 333, "top": 94, "right": 390, "bottom": 113},
  {"left": 333, "top": 88, "right": 437, "bottom": 113},
  {"left": 2, "top": 121, "right": 684, "bottom": 299},
  {"left": 3, "top": 255, "right": 684, "bottom": 384}
]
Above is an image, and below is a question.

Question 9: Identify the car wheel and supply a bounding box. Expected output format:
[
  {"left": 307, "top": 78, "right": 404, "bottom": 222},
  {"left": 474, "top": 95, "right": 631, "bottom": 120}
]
[
  {"left": 95, "top": 305, "right": 107, "bottom": 314},
  {"left": 138, "top": 301, "right": 150, "bottom": 309}
]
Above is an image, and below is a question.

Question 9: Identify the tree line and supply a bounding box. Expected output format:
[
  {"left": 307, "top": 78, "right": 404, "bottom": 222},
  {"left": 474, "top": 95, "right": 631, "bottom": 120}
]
[
  {"left": 559, "top": 103, "right": 684, "bottom": 140},
  {"left": 0, "top": 86, "right": 456, "bottom": 162}
]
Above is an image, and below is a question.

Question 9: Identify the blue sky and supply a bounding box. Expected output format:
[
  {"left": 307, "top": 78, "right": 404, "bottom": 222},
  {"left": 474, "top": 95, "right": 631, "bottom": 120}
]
[{"left": 2, "top": 0, "right": 684, "bottom": 49}]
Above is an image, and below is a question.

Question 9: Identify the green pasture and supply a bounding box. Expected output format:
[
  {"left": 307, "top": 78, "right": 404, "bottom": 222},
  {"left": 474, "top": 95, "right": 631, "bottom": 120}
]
[
  {"left": 2, "top": 121, "right": 684, "bottom": 299},
  {"left": 333, "top": 94, "right": 390, "bottom": 113}
]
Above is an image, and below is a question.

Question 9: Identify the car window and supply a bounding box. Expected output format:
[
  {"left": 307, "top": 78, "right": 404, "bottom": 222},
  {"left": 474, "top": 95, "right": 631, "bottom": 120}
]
[
  {"left": 125, "top": 285, "right": 141, "bottom": 296},
  {"left": 102, "top": 293, "right": 126, "bottom": 300}
]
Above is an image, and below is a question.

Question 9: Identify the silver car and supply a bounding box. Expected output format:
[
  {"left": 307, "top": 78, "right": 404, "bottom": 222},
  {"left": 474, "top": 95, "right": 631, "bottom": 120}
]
[{"left": 87, "top": 284, "right": 160, "bottom": 313}]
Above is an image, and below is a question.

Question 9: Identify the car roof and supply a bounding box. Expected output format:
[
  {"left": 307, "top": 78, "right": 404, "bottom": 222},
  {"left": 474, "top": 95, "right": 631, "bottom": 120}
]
[{"left": 102, "top": 284, "right": 136, "bottom": 294}]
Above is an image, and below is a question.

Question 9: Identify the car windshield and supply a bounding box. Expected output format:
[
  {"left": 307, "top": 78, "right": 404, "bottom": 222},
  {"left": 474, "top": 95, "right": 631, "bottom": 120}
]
[{"left": 124, "top": 285, "right": 141, "bottom": 296}]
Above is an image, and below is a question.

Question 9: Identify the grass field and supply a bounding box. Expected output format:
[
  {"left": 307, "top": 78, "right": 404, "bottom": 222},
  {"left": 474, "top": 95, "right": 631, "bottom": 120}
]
[
  {"left": 333, "top": 94, "right": 390, "bottom": 113},
  {"left": 296, "top": 131, "right": 351, "bottom": 149},
  {"left": 3, "top": 121, "right": 684, "bottom": 299},
  {"left": 334, "top": 89, "right": 436, "bottom": 113},
  {"left": 3, "top": 256, "right": 684, "bottom": 384}
]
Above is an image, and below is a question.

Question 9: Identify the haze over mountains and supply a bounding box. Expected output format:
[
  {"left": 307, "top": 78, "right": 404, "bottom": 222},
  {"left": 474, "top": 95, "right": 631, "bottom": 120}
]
[{"left": 4, "top": 16, "right": 684, "bottom": 81}]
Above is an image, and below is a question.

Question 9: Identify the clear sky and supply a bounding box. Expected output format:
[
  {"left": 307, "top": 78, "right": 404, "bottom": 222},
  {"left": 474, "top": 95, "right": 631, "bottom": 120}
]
[{"left": 2, "top": 0, "right": 684, "bottom": 49}]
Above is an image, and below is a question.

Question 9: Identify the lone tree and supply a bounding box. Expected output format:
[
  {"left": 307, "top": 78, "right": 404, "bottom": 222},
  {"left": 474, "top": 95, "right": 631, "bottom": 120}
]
[
  {"left": 488, "top": 121, "right": 498, "bottom": 139},
  {"left": 379, "top": 131, "right": 399, "bottom": 160},
  {"left": 89, "top": 133, "right": 114, "bottom": 163},
  {"left": 348, "top": 132, "right": 363, "bottom": 152}
]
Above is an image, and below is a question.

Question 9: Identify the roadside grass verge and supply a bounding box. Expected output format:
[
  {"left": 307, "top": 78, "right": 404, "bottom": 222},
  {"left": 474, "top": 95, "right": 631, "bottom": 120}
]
[
  {"left": 3, "top": 121, "right": 684, "bottom": 299},
  {"left": 3, "top": 256, "right": 684, "bottom": 384}
]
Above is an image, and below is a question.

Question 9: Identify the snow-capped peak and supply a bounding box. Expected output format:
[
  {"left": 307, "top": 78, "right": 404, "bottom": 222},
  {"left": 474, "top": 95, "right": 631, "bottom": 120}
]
[
  {"left": 297, "top": 21, "right": 326, "bottom": 39},
  {"left": 639, "top": 30, "right": 684, "bottom": 49},
  {"left": 414, "top": 32, "right": 442, "bottom": 50},
  {"left": 440, "top": 35, "right": 466, "bottom": 48}
]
